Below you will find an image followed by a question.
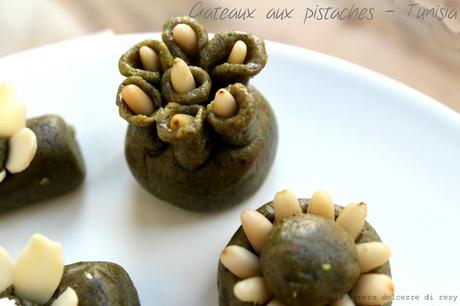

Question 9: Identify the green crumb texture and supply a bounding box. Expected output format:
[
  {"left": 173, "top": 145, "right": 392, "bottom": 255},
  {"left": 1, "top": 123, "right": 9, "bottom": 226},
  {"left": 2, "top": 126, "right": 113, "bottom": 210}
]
[
  {"left": 49, "top": 262, "right": 140, "bottom": 306},
  {"left": 0, "top": 115, "right": 85, "bottom": 212},
  {"left": 116, "top": 16, "right": 277, "bottom": 211},
  {"left": 217, "top": 199, "right": 392, "bottom": 306},
  {"left": 118, "top": 39, "right": 174, "bottom": 84},
  {"left": 260, "top": 214, "right": 360, "bottom": 306},
  {"left": 0, "top": 262, "right": 140, "bottom": 306},
  {"left": 162, "top": 16, "right": 209, "bottom": 65}
]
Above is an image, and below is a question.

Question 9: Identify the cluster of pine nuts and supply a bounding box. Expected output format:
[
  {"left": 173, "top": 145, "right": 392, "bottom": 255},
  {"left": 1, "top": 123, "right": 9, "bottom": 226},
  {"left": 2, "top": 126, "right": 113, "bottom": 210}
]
[
  {"left": 220, "top": 190, "right": 394, "bottom": 305},
  {"left": 120, "top": 23, "right": 248, "bottom": 128}
]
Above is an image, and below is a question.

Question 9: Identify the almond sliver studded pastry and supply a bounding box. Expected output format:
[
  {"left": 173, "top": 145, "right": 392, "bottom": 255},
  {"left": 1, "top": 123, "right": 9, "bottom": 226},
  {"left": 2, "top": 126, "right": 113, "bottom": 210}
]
[
  {"left": 0, "top": 84, "right": 85, "bottom": 211},
  {"left": 218, "top": 190, "right": 394, "bottom": 306},
  {"left": 0, "top": 234, "right": 140, "bottom": 306}
]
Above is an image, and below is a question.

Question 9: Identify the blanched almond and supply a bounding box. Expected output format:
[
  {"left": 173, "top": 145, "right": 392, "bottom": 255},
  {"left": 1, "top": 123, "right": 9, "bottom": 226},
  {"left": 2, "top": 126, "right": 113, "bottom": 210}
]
[
  {"left": 0, "top": 83, "right": 26, "bottom": 138},
  {"left": 0, "top": 247, "right": 14, "bottom": 293},
  {"left": 6, "top": 128, "right": 37, "bottom": 174},
  {"left": 356, "top": 242, "right": 391, "bottom": 273},
  {"left": 139, "top": 46, "right": 160, "bottom": 72},
  {"left": 228, "top": 40, "right": 247, "bottom": 64},
  {"left": 0, "top": 83, "right": 16, "bottom": 103},
  {"left": 307, "top": 191, "right": 334, "bottom": 220},
  {"left": 51, "top": 287, "right": 78, "bottom": 306},
  {"left": 14, "top": 234, "right": 64, "bottom": 304},
  {"left": 336, "top": 202, "right": 368, "bottom": 240},
  {"left": 173, "top": 23, "right": 198, "bottom": 56},
  {"left": 273, "top": 189, "right": 302, "bottom": 222},
  {"left": 351, "top": 274, "right": 394, "bottom": 305},
  {"left": 220, "top": 245, "right": 259, "bottom": 279},
  {"left": 233, "top": 276, "right": 271, "bottom": 304},
  {"left": 171, "top": 58, "right": 196, "bottom": 94},
  {"left": 241, "top": 210, "right": 273, "bottom": 253}
]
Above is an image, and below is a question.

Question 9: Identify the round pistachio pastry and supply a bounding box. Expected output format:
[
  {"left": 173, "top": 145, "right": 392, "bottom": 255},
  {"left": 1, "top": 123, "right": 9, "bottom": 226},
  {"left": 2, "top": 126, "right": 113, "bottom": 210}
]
[
  {"left": 116, "top": 16, "right": 277, "bottom": 211},
  {"left": 0, "top": 84, "right": 85, "bottom": 211},
  {"left": 0, "top": 234, "right": 140, "bottom": 306},
  {"left": 218, "top": 190, "right": 394, "bottom": 306}
]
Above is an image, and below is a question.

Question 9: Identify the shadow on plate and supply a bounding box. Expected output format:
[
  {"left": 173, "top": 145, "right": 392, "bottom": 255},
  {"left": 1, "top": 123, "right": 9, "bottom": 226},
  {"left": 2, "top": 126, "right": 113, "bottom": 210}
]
[
  {"left": 129, "top": 180, "right": 246, "bottom": 228},
  {"left": 0, "top": 183, "right": 86, "bottom": 225}
]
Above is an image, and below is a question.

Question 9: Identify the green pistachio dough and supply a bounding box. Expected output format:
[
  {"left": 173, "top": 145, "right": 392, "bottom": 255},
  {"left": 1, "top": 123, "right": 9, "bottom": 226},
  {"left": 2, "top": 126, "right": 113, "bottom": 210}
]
[
  {"left": 207, "top": 83, "right": 257, "bottom": 146},
  {"left": 156, "top": 103, "right": 211, "bottom": 170},
  {"left": 161, "top": 66, "right": 211, "bottom": 105},
  {"left": 116, "top": 76, "right": 162, "bottom": 127},
  {"left": 49, "top": 262, "right": 140, "bottom": 306},
  {"left": 0, "top": 115, "right": 85, "bottom": 211},
  {"left": 162, "top": 16, "right": 209, "bottom": 65},
  {"left": 117, "top": 16, "right": 277, "bottom": 211},
  {"left": 217, "top": 199, "right": 392, "bottom": 306},
  {"left": 124, "top": 86, "right": 277, "bottom": 211},
  {"left": 118, "top": 39, "right": 174, "bottom": 85},
  {"left": 200, "top": 31, "right": 267, "bottom": 86},
  {"left": 261, "top": 214, "right": 360, "bottom": 306},
  {"left": 0, "top": 262, "right": 140, "bottom": 306}
]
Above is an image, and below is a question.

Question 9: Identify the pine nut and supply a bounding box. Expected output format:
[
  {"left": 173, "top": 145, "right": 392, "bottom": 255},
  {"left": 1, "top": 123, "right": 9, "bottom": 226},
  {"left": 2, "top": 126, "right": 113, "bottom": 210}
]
[
  {"left": 267, "top": 299, "right": 287, "bottom": 306},
  {"left": 336, "top": 202, "right": 368, "bottom": 240},
  {"left": 170, "top": 114, "right": 194, "bottom": 130},
  {"left": 307, "top": 191, "right": 335, "bottom": 220},
  {"left": 351, "top": 274, "right": 394, "bottom": 305},
  {"left": 273, "top": 189, "right": 302, "bottom": 222},
  {"left": 171, "top": 58, "right": 196, "bottom": 94},
  {"left": 51, "top": 287, "right": 78, "bottom": 306},
  {"left": 173, "top": 23, "right": 198, "bottom": 56},
  {"left": 0, "top": 170, "right": 6, "bottom": 184},
  {"left": 220, "top": 245, "right": 260, "bottom": 279},
  {"left": 356, "top": 242, "right": 391, "bottom": 273},
  {"left": 332, "top": 294, "right": 356, "bottom": 306},
  {"left": 213, "top": 89, "right": 238, "bottom": 118},
  {"left": 139, "top": 46, "right": 160, "bottom": 72},
  {"left": 241, "top": 210, "right": 273, "bottom": 253},
  {"left": 14, "top": 234, "right": 64, "bottom": 304},
  {"left": 0, "top": 247, "right": 14, "bottom": 293},
  {"left": 228, "top": 40, "right": 247, "bottom": 64},
  {"left": 0, "top": 83, "right": 26, "bottom": 138},
  {"left": 233, "top": 276, "right": 271, "bottom": 304},
  {"left": 121, "top": 84, "right": 155, "bottom": 116},
  {"left": 6, "top": 128, "right": 37, "bottom": 174}
]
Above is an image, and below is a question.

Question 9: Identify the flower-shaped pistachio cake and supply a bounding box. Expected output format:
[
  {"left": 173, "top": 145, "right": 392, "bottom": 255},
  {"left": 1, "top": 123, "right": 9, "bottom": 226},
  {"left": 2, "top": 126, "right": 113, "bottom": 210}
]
[
  {"left": 115, "top": 16, "right": 278, "bottom": 211},
  {"left": 218, "top": 190, "right": 394, "bottom": 306}
]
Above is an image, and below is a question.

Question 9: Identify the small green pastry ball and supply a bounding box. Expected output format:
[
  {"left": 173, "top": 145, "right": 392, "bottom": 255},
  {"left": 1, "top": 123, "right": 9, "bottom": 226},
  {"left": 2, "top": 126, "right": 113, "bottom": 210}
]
[{"left": 260, "top": 214, "right": 360, "bottom": 306}]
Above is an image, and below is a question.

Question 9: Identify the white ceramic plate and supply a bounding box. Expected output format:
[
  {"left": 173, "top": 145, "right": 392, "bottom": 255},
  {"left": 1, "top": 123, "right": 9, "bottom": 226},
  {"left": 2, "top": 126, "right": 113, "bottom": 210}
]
[{"left": 1, "top": 33, "right": 460, "bottom": 306}]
